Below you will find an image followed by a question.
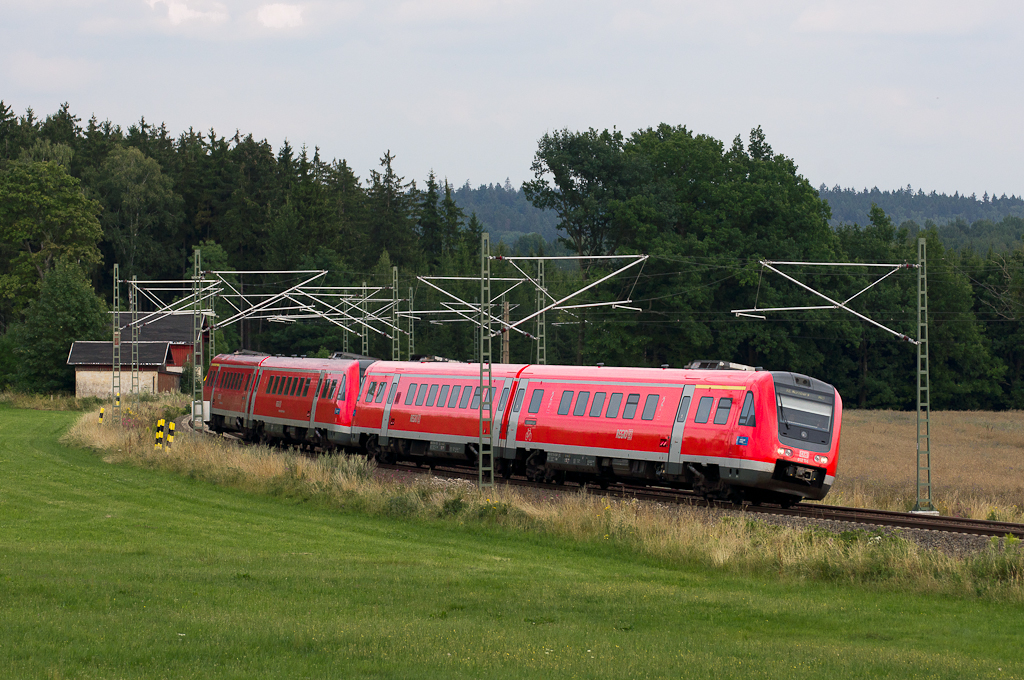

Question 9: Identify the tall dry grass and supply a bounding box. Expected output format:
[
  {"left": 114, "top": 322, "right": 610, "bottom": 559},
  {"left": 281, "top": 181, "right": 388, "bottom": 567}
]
[
  {"left": 829, "top": 410, "right": 1024, "bottom": 521},
  {"left": 61, "top": 406, "right": 1024, "bottom": 601}
]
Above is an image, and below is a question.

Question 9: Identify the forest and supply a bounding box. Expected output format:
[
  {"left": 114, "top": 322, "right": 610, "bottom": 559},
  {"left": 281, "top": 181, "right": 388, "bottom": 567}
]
[{"left": 2, "top": 101, "right": 1024, "bottom": 411}]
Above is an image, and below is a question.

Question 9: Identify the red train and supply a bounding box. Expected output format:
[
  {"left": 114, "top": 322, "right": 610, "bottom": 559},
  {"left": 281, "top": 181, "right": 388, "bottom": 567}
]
[{"left": 204, "top": 353, "right": 842, "bottom": 506}]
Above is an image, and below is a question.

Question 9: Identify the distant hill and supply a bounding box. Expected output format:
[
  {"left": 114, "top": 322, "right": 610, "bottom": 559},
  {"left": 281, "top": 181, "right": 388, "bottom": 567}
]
[
  {"left": 452, "top": 180, "right": 1024, "bottom": 254},
  {"left": 452, "top": 180, "right": 560, "bottom": 245},
  {"left": 819, "top": 184, "right": 1024, "bottom": 227}
]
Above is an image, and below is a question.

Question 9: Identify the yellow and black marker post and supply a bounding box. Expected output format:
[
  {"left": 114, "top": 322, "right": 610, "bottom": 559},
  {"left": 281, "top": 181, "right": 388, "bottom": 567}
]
[
  {"left": 167, "top": 421, "right": 175, "bottom": 448},
  {"left": 155, "top": 418, "right": 165, "bottom": 450},
  {"left": 99, "top": 407, "right": 105, "bottom": 425}
]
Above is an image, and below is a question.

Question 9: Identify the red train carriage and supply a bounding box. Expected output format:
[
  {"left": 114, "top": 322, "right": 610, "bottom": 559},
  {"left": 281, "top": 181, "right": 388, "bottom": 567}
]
[
  {"left": 352, "top": 361, "right": 528, "bottom": 464},
  {"left": 204, "top": 353, "right": 370, "bottom": 449},
  {"left": 355, "top": 361, "right": 842, "bottom": 505}
]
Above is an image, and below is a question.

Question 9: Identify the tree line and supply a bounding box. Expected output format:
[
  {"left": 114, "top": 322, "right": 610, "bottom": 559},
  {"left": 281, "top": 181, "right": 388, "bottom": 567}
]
[{"left": 2, "top": 101, "right": 1024, "bottom": 411}]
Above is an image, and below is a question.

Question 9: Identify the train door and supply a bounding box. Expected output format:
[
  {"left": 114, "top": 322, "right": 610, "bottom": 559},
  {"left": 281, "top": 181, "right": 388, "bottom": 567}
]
[
  {"left": 378, "top": 374, "right": 401, "bottom": 445},
  {"left": 666, "top": 385, "right": 696, "bottom": 473},
  {"left": 498, "top": 378, "right": 529, "bottom": 455},
  {"left": 245, "top": 368, "right": 263, "bottom": 424},
  {"left": 308, "top": 370, "right": 326, "bottom": 429}
]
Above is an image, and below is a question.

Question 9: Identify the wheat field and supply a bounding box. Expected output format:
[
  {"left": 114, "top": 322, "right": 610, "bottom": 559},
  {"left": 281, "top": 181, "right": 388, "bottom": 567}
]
[{"left": 828, "top": 410, "right": 1024, "bottom": 521}]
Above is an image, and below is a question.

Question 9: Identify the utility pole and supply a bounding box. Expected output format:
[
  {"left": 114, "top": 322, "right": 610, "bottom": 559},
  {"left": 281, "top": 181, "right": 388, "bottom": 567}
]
[
  {"left": 914, "top": 238, "right": 935, "bottom": 512},
  {"left": 478, "top": 232, "right": 494, "bottom": 488},
  {"left": 536, "top": 260, "right": 546, "bottom": 365},
  {"left": 502, "top": 297, "right": 510, "bottom": 364},
  {"left": 392, "top": 266, "right": 400, "bottom": 361},
  {"left": 731, "top": 257, "right": 934, "bottom": 513},
  {"left": 191, "top": 250, "right": 203, "bottom": 429},
  {"left": 112, "top": 264, "right": 121, "bottom": 424}
]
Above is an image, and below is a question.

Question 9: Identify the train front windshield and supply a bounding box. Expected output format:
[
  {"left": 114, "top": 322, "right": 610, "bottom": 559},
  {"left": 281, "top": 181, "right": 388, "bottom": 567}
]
[{"left": 775, "top": 384, "right": 834, "bottom": 446}]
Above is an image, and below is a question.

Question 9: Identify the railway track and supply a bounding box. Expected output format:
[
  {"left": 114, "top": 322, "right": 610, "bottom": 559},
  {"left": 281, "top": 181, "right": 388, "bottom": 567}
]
[
  {"left": 378, "top": 462, "right": 1024, "bottom": 539},
  {"left": 192, "top": 419, "right": 1024, "bottom": 539}
]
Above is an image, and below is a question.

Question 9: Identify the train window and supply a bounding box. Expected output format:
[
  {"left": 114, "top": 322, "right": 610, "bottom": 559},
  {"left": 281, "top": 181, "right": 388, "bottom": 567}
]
[
  {"left": 303, "top": 378, "right": 312, "bottom": 397},
  {"left": 272, "top": 377, "right": 281, "bottom": 395},
  {"left": 470, "top": 387, "right": 482, "bottom": 410},
  {"left": 694, "top": 396, "right": 714, "bottom": 423},
  {"left": 676, "top": 395, "right": 691, "bottom": 422},
  {"left": 528, "top": 389, "right": 544, "bottom": 414},
  {"left": 512, "top": 388, "right": 525, "bottom": 412},
  {"left": 327, "top": 379, "right": 338, "bottom": 400},
  {"left": 265, "top": 376, "right": 273, "bottom": 394},
  {"left": 415, "top": 383, "right": 428, "bottom": 406},
  {"left": 290, "top": 378, "right": 300, "bottom": 396},
  {"left": 641, "top": 394, "right": 660, "bottom": 420},
  {"left": 245, "top": 374, "right": 251, "bottom": 392},
  {"left": 589, "top": 392, "right": 606, "bottom": 417},
  {"left": 387, "top": 382, "right": 398, "bottom": 404},
  {"left": 321, "top": 379, "right": 330, "bottom": 399},
  {"left": 488, "top": 387, "right": 497, "bottom": 408},
  {"left": 557, "top": 391, "right": 574, "bottom": 415},
  {"left": 574, "top": 391, "right": 590, "bottom": 416},
  {"left": 338, "top": 376, "right": 347, "bottom": 400},
  {"left": 605, "top": 393, "right": 623, "bottom": 418},
  {"left": 277, "top": 376, "right": 287, "bottom": 395},
  {"left": 365, "top": 382, "right": 377, "bottom": 402},
  {"left": 622, "top": 394, "right": 641, "bottom": 419},
  {"left": 713, "top": 398, "right": 733, "bottom": 425},
  {"left": 375, "top": 382, "right": 388, "bottom": 403},
  {"left": 498, "top": 387, "right": 510, "bottom": 411},
  {"left": 437, "top": 385, "right": 451, "bottom": 407},
  {"left": 459, "top": 386, "right": 473, "bottom": 409},
  {"left": 426, "top": 384, "right": 439, "bottom": 407},
  {"left": 448, "top": 385, "right": 462, "bottom": 408},
  {"left": 738, "top": 392, "right": 756, "bottom": 427},
  {"left": 404, "top": 383, "right": 418, "bottom": 405}
]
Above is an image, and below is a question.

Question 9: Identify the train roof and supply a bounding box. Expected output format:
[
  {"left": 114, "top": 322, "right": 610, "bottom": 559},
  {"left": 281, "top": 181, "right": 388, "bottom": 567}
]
[
  {"left": 212, "top": 352, "right": 360, "bottom": 372},
  {"left": 367, "top": 361, "right": 529, "bottom": 379}
]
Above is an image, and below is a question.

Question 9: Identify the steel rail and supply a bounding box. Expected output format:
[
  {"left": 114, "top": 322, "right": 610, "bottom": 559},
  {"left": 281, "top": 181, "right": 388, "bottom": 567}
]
[{"left": 189, "top": 419, "right": 1024, "bottom": 539}]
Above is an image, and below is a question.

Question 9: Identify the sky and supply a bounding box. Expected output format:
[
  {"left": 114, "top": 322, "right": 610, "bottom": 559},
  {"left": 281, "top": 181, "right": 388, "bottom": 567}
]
[{"left": 1, "top": 0, "right": 1022, "bottom": 197}]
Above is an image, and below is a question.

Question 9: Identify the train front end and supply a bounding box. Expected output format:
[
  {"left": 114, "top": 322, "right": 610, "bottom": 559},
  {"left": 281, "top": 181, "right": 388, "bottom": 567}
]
[{"left": 763, "top": 372, "right": 842, "bottom": 502}]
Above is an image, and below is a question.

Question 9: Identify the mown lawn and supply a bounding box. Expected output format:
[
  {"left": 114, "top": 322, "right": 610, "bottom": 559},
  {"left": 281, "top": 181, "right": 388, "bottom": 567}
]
[{"left": 1, "top": 405, "right": 1022, "bottom": 679}]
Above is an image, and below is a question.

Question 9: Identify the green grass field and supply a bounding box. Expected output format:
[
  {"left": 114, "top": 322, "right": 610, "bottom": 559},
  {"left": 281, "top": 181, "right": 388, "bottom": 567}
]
[{"left": 1, "top": 405, "right": 1022, "bottom": 679}]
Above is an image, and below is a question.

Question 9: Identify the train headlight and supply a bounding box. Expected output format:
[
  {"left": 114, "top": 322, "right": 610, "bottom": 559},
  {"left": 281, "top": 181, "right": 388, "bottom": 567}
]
[
  {"left": 777, "top": 447, "right": 793, "bottom": 457},
  {"left": 813, "top": 455, "right": 829, "bottom": 464}
]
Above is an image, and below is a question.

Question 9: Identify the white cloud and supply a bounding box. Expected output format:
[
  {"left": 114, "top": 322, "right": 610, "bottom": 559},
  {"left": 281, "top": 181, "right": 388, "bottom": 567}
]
[
  {"left": 257, "top": 3, "right": 303, "bottom": 29},
  {"left": 148, "top": 0, "right": 228, "bottom": 26}
]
